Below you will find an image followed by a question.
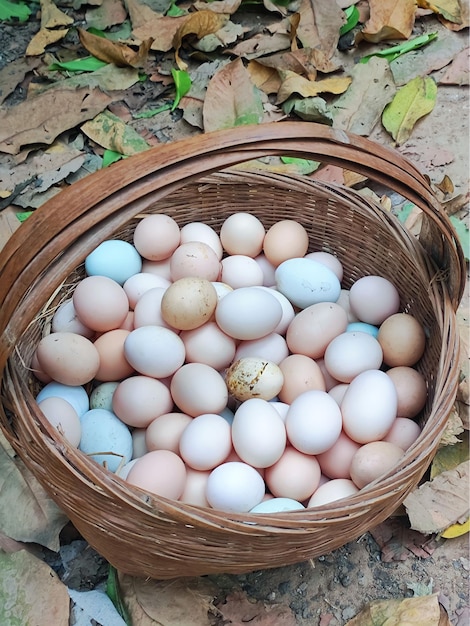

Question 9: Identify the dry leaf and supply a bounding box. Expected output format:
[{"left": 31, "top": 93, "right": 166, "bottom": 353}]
[
  {"left": 181, "top": 58, "right": 230, "bottom": 129},
  {"left": 331, "top": 56, "right": 396, "bottom": 135},
  {"left": 0, "top": 57, "right": 41, "bottom": 105},
  {"left": 126, "top": 0, "right": 164, "bottom": 29},
  {"left": 85, "top": 0, "right": 128, "bottom": 30},
  {"left": 26, "top": 28, "right": 70, "bottom": 56},
  {"left": 78, "top": 27, "right": 153, "bottom": 68},
  {"left": 40, "top": 0, "right": 74, "bottom": 28},
  {"left": 228, "top": 33, "right": 292, "bottom": 59},
  {"left": 276, "top": 70, "right": 352, "bottom": 103},
  {"left": 119, "top": 573, "right": 218, "bottom": 625},
  {"left": 296, "top": 0, "right": 345, "bottom": 58},
  {"left": 439, "top": 0, "right": 469, "bottom": 29},
  {"left": 0, "top": 433, "right": 68, "bottom": 550},
  {"left": 369, "top": 518, "right": 439, "bottom": 562},
  {"left": 247, "top": 61, "right": 281, "bottom": 95},
  {"left": 361, "top": 0, "right": 416, "bottom": 42},
  {"left": 26, "top": 0, "right": 74, "bottom": 55},
  {"left": 218, "top": 590, "right": 297, "bottom": 626},
  {"left": 203, "top": 58, "right": 264, "bottom": 132},
  {"left": 0, "top": 550, "right": 70, "bottom": 625},
  {"left": 345, "top": 594, "right": 442, "bottom": 626},
  {"left": 173, "top": 10, "right": 229, "bottom": 70},
  {"left": 404, "top": 461, "right": 470, "bottom": 534},
  {"left": 439, "top": 47, "right": 470, "bottom": 85},
  {"left": 0, "top": 87, "right": 113, "bottom": 155},
  {"left": 194, "top": 0, "right": 242, "bottom": 14},
  {"left": 417, "top": 0, "right": 461, "bottom": 23},
  {"left": 81, "top": 110, "right": 150, "bottom": 155}
]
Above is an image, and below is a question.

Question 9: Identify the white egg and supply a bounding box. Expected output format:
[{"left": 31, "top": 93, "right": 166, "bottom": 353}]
[{"left": 206, "top": 462, "right": 265, "bottom": 512}]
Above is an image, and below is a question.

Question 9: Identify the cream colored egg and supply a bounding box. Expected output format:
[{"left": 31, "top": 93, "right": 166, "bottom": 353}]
[
  {"left": 170, "top": 363, "right": 228, "bottom": 417},
  {"left": 170, "top": 241, "right": 221, "bottom": 281},
  {"left": 220, "top": 212, "right": 265, "bottom": 257},
  {"left": 126, "top": 450, "right": 186, "bottom": 499},
  {"left": 278, "top": 354, "right": 325, "bottom": 404},
  {"left": 350, "top": 441, "right": 405, "bottom": 489},
  {"left": 161, "top": 277, "right": 218, "bottom": 331},
  {"left": 225, "top": 357, "right": 284, "bottom": 402},
  {"left": 286, "top": 302, "right": 348, "bottom": 359},
  {"left": 145, "top": 412, "right": 192, "bottom": 453},
  {"left": 133, "top": 214, "right": 181, "bottom": 261},
  {"left": 36, "top": 332, "right": 100, "bottom": 386}
]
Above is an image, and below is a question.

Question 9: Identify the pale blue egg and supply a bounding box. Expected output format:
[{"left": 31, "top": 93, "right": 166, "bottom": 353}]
[
  {"left": 79, "top": 409, "right": 133, "bottom": 473},
  {"left": 275, "top": 258, "right": 341, "bottom": 308},
  {"left": 347, "top": 322, "right": 379, "bottom": 338},
  {"left": 85, "top": 240, "right": 142, "bottom": 285},
  {"left": 250, "top": 497, "right": 305, "bottom": 513},
  {"left": 36, "top": 382, "right": 89, "bottom": 417},
  {"left": 218, "top": 406, "right": 234, "bottom": 425}
]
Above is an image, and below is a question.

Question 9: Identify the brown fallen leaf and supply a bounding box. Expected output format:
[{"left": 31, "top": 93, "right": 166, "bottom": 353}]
[
  {"left": 0, "top": 550, "right": 70, "bottom": 625},
  {"left": 276, "top": 70, "right": 352, "bottom": 103},
  {"left": 417, "top": 0, "right": 462, "bottom": 24},
  {"left": 119, "top": 573, "right": 218, "bottom": 625},
  {"left": 0, "top": 57, "right": 41, "bottom": 106},
  {"left": 85, "top": 0, "right": 128, "bottom": 30},
  {"left": 361, "top": 0, "right": 416, "bottom": 42},
  {"left": 78, "top": 27, "right": 153, "bottom": 68},
  {"left": 345, "top": 594, "right": 442, "bottom": 626},
  {"left": 218, "top": 590, "right": 297, "bottom": 626},
  {"left": 173, "top": 10, "right": 229, "bottom": 70},
  {"left": 126, "top": 0, "right": 164, "bottom": 30},
  {"left": 254, "top": 50, "right": 317, "bottom": 81},
  {"left": 247, "top": 61, "right": 282, "bottom": 95},
  {"left": 0, "top": 87, "right": 114, "bottom": 155},
  {"left": 228, "top": 32, "right": 292, "bottom": 59},
  {"left": 26, "top": 0, "right": 74, "bottom": 56},
  {"left": 439, "top": 47, "right": 470, "bottom": 85},
  {"left": 404, "top": 460, "right": 470, "bottom": 534},
  {"left": 194, "top": 0, "right": 243, "bottom": 14},
  {"left": 369, "top": 518, "right": 439, "bottom": 562},
  {"left": 439, "top": 0, "right": 470, "bottom": 29},
  {"left": 296, "top": 0, "right": 345, "bottom": 58},
  {"left": 81, "top": 110, "right": 151, "bottom": 155}
]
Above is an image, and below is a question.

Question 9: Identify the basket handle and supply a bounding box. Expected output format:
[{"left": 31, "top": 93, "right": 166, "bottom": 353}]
[{"left": 0, "top": 122, "right": 464, "bottom": 372}]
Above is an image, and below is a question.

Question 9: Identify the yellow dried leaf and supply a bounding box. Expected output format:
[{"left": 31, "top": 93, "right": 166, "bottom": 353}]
[
  {"left": 362, "top": 0, "right": 416, "bottom": 42},
  {"left": 26, "top": 28, "right": 70, "bottom": 56},
  {"left": 247, "top": 61, "right": 281, "bottom": 95},
  {"left": 78, "top": 27, "right": 153, "bottom": 68},
  {"left": 276, "top": 70, "right": 351, "bottom": 103},
  {"left": 345, "top": 594, "right": 442, "bottom": 626},
  {"left": 441, "top": 518, "right": 470, "bottom": 538},
  {"left": 40, "top": 0, "right": 74, "bottom": 28},
  {"left": 173, "top": 10, "right": 229, "bottom": 70},
  {"left": 417, "top": 0, "right": 462, "bottom": 23}
]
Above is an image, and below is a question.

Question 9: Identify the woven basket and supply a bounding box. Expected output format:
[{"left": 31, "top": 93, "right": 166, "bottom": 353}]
[{"left": 0, "top": 122, "right": 464, "bottom": 579}]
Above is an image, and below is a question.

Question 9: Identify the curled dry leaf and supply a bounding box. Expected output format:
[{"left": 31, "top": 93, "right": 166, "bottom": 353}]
[
  {"left": 78, "top": 27, "right": 153, "bottom": 68},
  {"left": 361, "top": 0, "right": 416, "bottom": 42},
  {"left": 276, "top": 70, "right": 352, "bottom": 104},
  {"left": 345, "top": 594, "right": 443, "bottom": 626},
  {"left": 26, "top": 0, "right": 73, "bottom": 55},
  {"left": 296, "top": 0, "right": 345, "bottom": 58},
  {"left": 173, "top": 10, "right": 229, "bottom": 70},
  {"left": 417, "top": 0, "right": 462, "bottom": 24}
]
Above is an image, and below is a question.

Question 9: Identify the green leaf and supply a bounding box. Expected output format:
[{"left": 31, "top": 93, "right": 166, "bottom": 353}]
[
  {"left": 102, "top": 149, "right": 124, "bottom": 167},
  {"left": 382, "top": 76, "right": 437, "bottom": 145},
  {"left": 171, "top": 68, "right": 192, "bottom": 110},
  {"left": 49, "top": 56, "right": 108, "bottom": 72},
  {"left": 360, "top": 32, "right": 438, "bottom": 64},
  {"left": 394, "top": 200, "right": 417, "bottom": 223},
  {"left": 340, "top": 5, "right": 359, "bottom": 36},
  {"left": 450, "top": 215, "right": 469, "bottom": 261},
  {"left": 106, "top": 565, "right": 132, "bottom": 626},
  {"left": 280, "top": 156, "right": 321, "bottom": 174},
  {"left": 16, "top": 210, "right": 34, "bottom": 222},
  {"left": 0, "top": 0, "right": 31, "bottom": 22},
  {"left": 167, "top": 1, "right": 186, "bottom": 16},
  {"left": 133, "top": 103, "right": 172, "bottom": 118}
]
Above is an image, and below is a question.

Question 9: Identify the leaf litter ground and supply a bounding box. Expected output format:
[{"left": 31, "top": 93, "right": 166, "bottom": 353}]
[{"left": 0, "top": 0, "right": 469, "bottom": 624}]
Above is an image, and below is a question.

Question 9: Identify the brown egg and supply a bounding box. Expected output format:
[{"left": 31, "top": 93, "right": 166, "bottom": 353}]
[
  {"left": 73, "top": 275, "right": 130, "bottom": 332},
  {"left": 126, "top": 450, "right": 187, "bottom": 499},
  {"left": 316, "top": 431, "right": 361, "bottom": 479},
  {"left": 278, "top": 354, "right": 326, "bottom": 403},
  {"left": 382, "top": 417, "right": 421, "bottom": 451},
  {"left": 350, "top": 441, "right": 405, "bottom": 489},
  {"left": 36, "top": 332, "right": 100, "bottom": 386},
  {"left": 263, "top": 220, "right": 309, "bottom": 267},
  {"left": 145, "top": 412, "right": 193, "bottom": 453},
  {"left": 286, "top": 302, "right": 348, "bottom": 359},
  {"left": 386, "top": 366, "right": 427, "bottom": 417},
  {"left": 378, "top": 313, "right": 426, "bottom": 367},
  {"left": 161, "top": 277, "right": 218, "bottom": 330},
  {"left": 93, "top": 329, "right": 135, "bottom": 382},
  {"left": 37, "top": 396, "right": 81, "bottom": 447}
]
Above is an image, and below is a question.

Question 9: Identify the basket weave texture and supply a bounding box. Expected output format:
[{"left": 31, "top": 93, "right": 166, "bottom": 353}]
[{"left": 0, "top": 123, "right": 464, "bottom": 579}]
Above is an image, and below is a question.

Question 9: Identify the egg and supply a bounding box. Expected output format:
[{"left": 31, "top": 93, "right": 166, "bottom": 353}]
[
  {"left": 180, "top": 222, "right": 223, "bottom": 259},
  {"left": 79, "top": 408, "right": 133, "bottom": 473},
  {"left": 232, "top": 398, "right": 286, "bottom": 468},
  {"left": 254, "top": 254, "right": 276, "bottom": 286},
  {"left": 93, "top": 329, "right": 135, "bottom": 381},
  {"left": 170, "top": 241, "right": 221, "bottom": 281},
  {"left": 73, "top": 275, "right": 130, "bottom": 332},
  {"left": 220, "top": 255, "right": 264, "bottom": 288},
  {"left": 285, "top": 390, "right": 342, "bottom": 455},
  {"left": 323, "top": 331, "right": 383, "bottom": 383},
  {"left": 124, "top": 326, "right": 185, "bottom": 378},
  {"left": 215, "top": 287, "right": 283, "bottom": 340},
  {"left": 161, "top": 277, "right": 218, "bottom": 330},
  {"left": 264, "top": 447, "right": 321, "bottom": 501},
  {"left": 307, "top": 479, "right": 359, "bottom": 507},
  {"left": 133, "top": 287, "right": 173, "bottom": 329},
  {"left": 225, "top": 358, "right": 284, "bottom": 402},
  {"left": 316, "top": 431, "right": 361, "bottom": 479},
  {"left": 36, "top": 332, "right": 100, "bottom": 386},
  {"left": 256, "top": 287, "right": 295, "bottom": 335},
  {"left": 181, "top": 322, "right": 236, "bottom": 370},
  {"left": 131, "top": 428, "right": 148, "bottom": 459},
  {"left": 123, "top": 272, "right": 170, "bottom": 309},
  {"left": 234, "top": 333, "right": 289, "bottom": 365},
  {"left": 378, "top": 313, "right": 426, "bottom": 367},
  {"left": 305, "top": 251, "right": 344, "bottom": 281},
  {"left": 286, "top": 302, "right": 348, "bottom": 359},
  {"left": 349, "top": 275, "right": 400, "bottom": 325},
  {"left": 85, "top": 239, "right": 142, "bottom": 284},
  {"left": 30, "top": 351, "right": 53, "bottom": 383},
  {"left": 382, "top": 417, "right": 421, "bottom": 451},
  {"left": 180, "top": 469, "right": 211, "bottom": 507},
  {"left": 89, "top": 382, "right": 119, "bottom": 411},
  {"left": 341, "top": 370, "right": 398, "bottom": 443},
  {"left": 386, "top": 366, "right": 428, "bottom": 417},
  {"left": 37, "top": 397, "right": 81, "bottom": 447},
  {"left": 141, "top": 257, "right": 172, "bottom": 281},
  {"left": 349, "top": 441, "right": 405, "bottom": 489},
  {"left": 206, "top": 462, "right": 265, "bottom": 512},
  {"left": 36, "top": 382, "right": 89, "bottom": 417},
  {"left": 145, "top": 412, "right": 192, "bottom": 453},
  {"left": 133, "top": 214, "right": 181, "bottom": 261},
  {"left": 51, "top": 298, "right": 95, "bottom": 338},
  {"left": 170, "top": 363, "right": 228, "bottom": 417},
  {"left": 275, "top": 258, "right": 341, "bottom": 309},
  {"left": 335, "top": 289, "right": 359, "bottom": 323},
  {"left": 263, "top": 220, "right": 309, "bottom": 266},
  {"left": 346, "top": 322, "right": 379, "bottom": 337},
  {"left": 327, "top": 383, "right": 349, "bottom": 406},
  {"left": 179, "top": 413, "right": 232, "bottom": 470},
  {"left": 112, "top": 375, "right": 173, "bottom": 428},
  {"left": 250, "top": 498, "right": 305, "bottom": 513},
  {"left": 220, "top": 212, "right": 265, "bottom": 257},
  {"left": 126, "top": 450, "right": 187, "bottom": 499},
  {"left": 268, "top": 401, "right": 290, "bottom": 423},
  {"left": 278, "top": 354, "right": 325, "bottom": 404}
]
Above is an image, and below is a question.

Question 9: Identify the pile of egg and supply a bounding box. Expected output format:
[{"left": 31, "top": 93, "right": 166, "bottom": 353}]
[{"left": 32, "top": 212, "right": 428, "bottom": 515}]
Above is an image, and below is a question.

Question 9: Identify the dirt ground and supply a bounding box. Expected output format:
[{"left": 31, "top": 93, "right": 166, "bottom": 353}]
[{"left": 0, "top": 5, "right": 469, "bottom": 626}]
